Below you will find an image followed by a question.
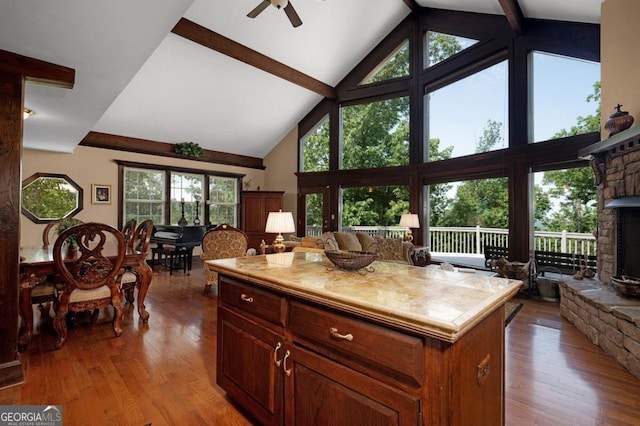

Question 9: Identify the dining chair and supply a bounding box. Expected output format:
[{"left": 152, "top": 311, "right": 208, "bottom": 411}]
[
  {"left": 121, "top": 218, "right": 137, "bottom": 247},
  {"left": 201, "top": 224, "right": 249, "bottom": 296},
  {"left": 52, "top": 222, "right": 127, "bottom": 349},
  {"left": 30, "top": 217, "right": 85, "bottom": 321},
  {"left": 121, "top": 219, "right": 153, "bottom": 304}
]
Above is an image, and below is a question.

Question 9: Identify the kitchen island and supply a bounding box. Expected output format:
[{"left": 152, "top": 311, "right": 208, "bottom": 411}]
[{"left": 207, "top": 252, "right": 521, "bottom": 425}]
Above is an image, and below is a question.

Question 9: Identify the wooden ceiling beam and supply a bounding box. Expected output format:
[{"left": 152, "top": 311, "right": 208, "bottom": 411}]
[
  {"left": 498, "top": 0, "right": 525, "bottom": 34},
  {"left": 401, "top": 0, "right": 420, "bottom": 12},
  {"left": 171, "top": 18, "right": 335, "bottom": 99},
  {"left": 80, "top": 131, "right": 265, "bottom": 170},
  {"left": 0, "top": 49, "right": 75, "bottom": 89}
]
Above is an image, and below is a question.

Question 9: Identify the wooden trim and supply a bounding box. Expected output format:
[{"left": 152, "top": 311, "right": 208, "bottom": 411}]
[
  {"left": 498, "top": 0, "right": 524, "bottom": 34},
  {"left": 171, "top": 18, "right": 335, "bottom": 99},
  {"left": 0, "top": 49, "right": 75, "bottom": 89},
  {"left": 0, "top": 360, "right": 24, "bottom": 389},
  {"left": 81, "top": 131, "right": 265, "bottom": 170},
  {"left": 401, "top": 0, "right": 420, "bottom": 12}
]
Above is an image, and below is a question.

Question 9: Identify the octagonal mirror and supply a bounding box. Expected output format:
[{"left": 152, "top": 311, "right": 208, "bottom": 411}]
[{"left": 22, "top": 173, "right": 83, "bottom": 223}]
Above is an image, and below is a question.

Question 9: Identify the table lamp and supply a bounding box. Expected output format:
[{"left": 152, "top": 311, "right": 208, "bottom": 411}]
[
  {"left": 265, "top": 210, "right": 296, "bottom": 253},
  {"left": 399, "top": 213, "right": 420, "bottom": 243}
]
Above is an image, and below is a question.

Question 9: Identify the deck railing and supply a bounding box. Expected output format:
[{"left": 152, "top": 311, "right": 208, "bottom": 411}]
[{"left": 304, "top": 225, "right": 597, "bottom": 256}]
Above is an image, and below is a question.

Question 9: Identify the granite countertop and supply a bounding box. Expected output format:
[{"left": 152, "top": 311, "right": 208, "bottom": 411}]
[{"left": 207, "top": 252, "right": 522, "bottom": 342}]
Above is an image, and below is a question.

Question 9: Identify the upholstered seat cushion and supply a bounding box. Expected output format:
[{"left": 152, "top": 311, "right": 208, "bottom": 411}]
[
  {"left": 121, "top": 270, "right": 137, "bottom": 284},
  {"left": 69, "top": 286, "right": 111, "bottom": 303}
]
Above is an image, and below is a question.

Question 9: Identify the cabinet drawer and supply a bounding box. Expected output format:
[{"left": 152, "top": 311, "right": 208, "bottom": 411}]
[
  {"left": 289, "top": 301, "right": 424, "bottom": 388},
  {"left": 219, "top": 277, "right": 286, "bottom": 326}
]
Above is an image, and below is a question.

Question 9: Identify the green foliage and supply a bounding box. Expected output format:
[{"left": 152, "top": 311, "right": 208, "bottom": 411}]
[
  {"left": 439, "top": 121, "right": 509, "bottom": 228},
  {"left": 22, "top": 176, "right": 78, "bottom": 220},
  {"left": 342, "top": 186, "right": 409, "bottom": 227},
  {"left": 427, "top": 32, "right": 464, "bottom": 66},
  {"left": 537, "top": 81, "right": 600, "bottom": 233},
  {"left": 552, "top": 82, "right": 601, "bottom": 138},
  {"left": 302, "top": 118, "right": 330, "bottom": 172},
  {"left": 366, "top": 41, "right": 410, "bottom": 84},
  {"left": 174, "top": 141, "right": 204, "bottom": 157},
  {"left": 342, "top": 97, "right": 410, "bottom": 169},
  {"left": 56, "top": 217, "right": 82, "bottom": 248}
]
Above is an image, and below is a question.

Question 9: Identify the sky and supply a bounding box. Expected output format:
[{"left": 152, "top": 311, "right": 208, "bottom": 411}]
[{"left": 427, "top": 50, "right": 600, "bottom": 158}]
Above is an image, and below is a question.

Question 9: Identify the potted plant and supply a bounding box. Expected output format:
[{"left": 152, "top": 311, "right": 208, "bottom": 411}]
[
  {"left": 174, "top": 141, "right": 204, "bottom": 157},
  {"left": 56, "top": 217, "right": 81, "bottom": 250}
]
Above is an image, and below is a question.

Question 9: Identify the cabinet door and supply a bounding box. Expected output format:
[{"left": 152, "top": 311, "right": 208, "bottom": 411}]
[
  {"left": 285, "top": 345, "right": 420, "bottom": 426},
  {"left": 217, "top": 306, "right": 284, "bottom": 426},
  {"left": 241, "top": 194, "right": 265, "bottom": 233}
]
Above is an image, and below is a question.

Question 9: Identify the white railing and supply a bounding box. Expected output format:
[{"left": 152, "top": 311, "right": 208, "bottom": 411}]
[{"left": 304, "top": 225, "right": 597, "bottom": 256}]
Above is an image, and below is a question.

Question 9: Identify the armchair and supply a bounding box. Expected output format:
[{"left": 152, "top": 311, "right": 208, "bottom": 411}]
[{"left": 201, "top": 224, "right": 249, "bottom": 296}]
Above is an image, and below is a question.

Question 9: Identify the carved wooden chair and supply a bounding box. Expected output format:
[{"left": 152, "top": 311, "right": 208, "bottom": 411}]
[
  {"left": 121, "top": 219, "right": 153, "bottom": 304},
  {"left": 201, "top": 224, "right": 248, "bottom": 296},
  {"left": 52, "top": 222, "right": 126, "bottom": 349},
  {"left": 121, "top": 218, "right": 137, "bottom": 247},
  {"left": 31, "top": 217, "right": 84, "bottom": 320}
]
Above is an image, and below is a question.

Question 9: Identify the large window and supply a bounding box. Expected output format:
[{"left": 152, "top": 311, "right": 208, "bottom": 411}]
[
  {"left": 209, "top": 176, "right": 239, "bottom": 226},
  {"left": 297, "top": 10, "right": 600, "bottom": 261},
  {"left": 124, "top": 168, "right": 165, "bottom": 226},
  {"left": 301, "top": 115, "right": 330, "bottom": 172},
  {"left": 341, "top": 97, "right": 410, "bottom": 170},
  {"left": 426, "top": 60, "right": 508, "bottom": 161},
  {"left": 530, "top": 51, "right": 600, "bottom": 142},
  {"left": 170, "top": 172, "right": 204, "bottom": 225},
  {"left": 121, "top": 164, "right": 241, "bottom": 227}
]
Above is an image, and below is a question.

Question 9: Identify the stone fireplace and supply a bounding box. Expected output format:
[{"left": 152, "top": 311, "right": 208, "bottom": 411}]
[
  {"left": 557, "top": 125, "right": 640, "bottom": 381},
  {"left": 585, "top": 125, "right": 640, "bottom": 283}
]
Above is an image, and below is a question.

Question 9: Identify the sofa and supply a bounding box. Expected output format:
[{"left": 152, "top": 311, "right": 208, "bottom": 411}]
[{"left": 286, "top": 231, "right": 415, "bottom": 265}]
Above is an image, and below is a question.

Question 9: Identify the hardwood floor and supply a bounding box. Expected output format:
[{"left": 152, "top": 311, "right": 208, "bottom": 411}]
[{"left": 3, "top": 260, "right": 640, "bottom": 425}]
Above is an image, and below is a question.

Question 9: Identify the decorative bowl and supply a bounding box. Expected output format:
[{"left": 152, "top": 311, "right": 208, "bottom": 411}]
[
  {"left": 610, "top": 275, "right": 640, "bottom": 298},
  {"left": 325, "top": 250, "right": 378, "bottom": 272}
]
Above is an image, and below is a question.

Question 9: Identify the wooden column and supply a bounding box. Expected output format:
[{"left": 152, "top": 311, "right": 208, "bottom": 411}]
[
  {"left": 0, "top": 49, "right": 74, "bottom": 388},
  {"left": 0, "top": 71, "right": 25, "bottom": 388}
]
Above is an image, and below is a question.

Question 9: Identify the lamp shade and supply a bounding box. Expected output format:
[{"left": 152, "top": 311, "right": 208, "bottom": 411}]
[
  {"left": 399, "top": 213, "right": 420, "bottom": 229},
  {"left": 265, "top": 210, "right": 296, "bottom": 234}
]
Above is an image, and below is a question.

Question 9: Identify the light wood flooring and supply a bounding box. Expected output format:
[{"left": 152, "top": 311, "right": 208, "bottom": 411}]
[{"left": 2, "top": 260, "right": 640, "bottom": 425}]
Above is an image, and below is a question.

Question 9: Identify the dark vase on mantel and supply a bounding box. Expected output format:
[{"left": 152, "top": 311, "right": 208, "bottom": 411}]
[{"left": 605, "top": 104, "right": 634, "bottom": 137}]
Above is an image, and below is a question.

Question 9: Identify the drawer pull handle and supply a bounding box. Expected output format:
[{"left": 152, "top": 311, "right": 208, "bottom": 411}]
[
  {"left": 240, "top": 294, "right": 254, "bottom": 303},
  {"left": 329, "top": 327, "right": 353, "bottom": 341},
  {"left": 273, "top": 342, "right": 283, "bottom": 367},
  {"left": 283, "top": 350, "right": 292, "bottom": 376}
]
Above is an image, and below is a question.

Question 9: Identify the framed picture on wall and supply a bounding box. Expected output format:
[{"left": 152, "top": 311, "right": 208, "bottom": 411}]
[{"left": 92, "top": 184, "right": 111, "bottom": 204}]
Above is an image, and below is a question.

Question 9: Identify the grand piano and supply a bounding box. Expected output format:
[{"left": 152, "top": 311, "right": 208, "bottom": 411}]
[{"left": 150, "top": 225, "right": 208, "bottom": 272}]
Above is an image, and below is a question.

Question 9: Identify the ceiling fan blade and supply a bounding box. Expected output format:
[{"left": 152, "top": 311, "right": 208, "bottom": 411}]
[
  {"left": 284, "top": 2, "right": 302, "bottom": 27},
  {"left": 247, "top": 0, "right": 270, "bottom": 18}
]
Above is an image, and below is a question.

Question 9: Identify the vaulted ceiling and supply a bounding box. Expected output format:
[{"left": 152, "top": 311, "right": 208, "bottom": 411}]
[{"left": 0, "top": 0, "right": 603, "bottom": 160}]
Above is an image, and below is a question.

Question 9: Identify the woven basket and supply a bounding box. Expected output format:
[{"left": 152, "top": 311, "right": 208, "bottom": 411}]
[
  {"left": 325, "top": 250, "right": 378, "bottom": 271},
  {"left": 611, "top": 275, "right": 640, "bottom": 298}
]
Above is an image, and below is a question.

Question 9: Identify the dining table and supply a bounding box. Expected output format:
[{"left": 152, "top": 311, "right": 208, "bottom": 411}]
[{"left": 18, "top": 244, "right": 153, "bottom": 351}]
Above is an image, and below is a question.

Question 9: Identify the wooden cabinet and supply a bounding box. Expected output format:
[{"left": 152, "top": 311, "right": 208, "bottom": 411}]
[
  {"left": 217, "top": 275, "right": 506, "bottom": 426},
  {"left": 240, "top": 191, "right": 284, "bottom": 250}
]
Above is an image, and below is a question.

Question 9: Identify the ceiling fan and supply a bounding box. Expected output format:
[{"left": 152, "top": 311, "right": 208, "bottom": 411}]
[{"left": 247, "top": 0, "right": 303, "bottom": 28}]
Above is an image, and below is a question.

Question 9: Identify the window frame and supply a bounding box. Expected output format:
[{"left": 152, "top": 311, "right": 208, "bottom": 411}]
[{"left": 117, "top": 160, "right": 243, "bottom": 229}]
